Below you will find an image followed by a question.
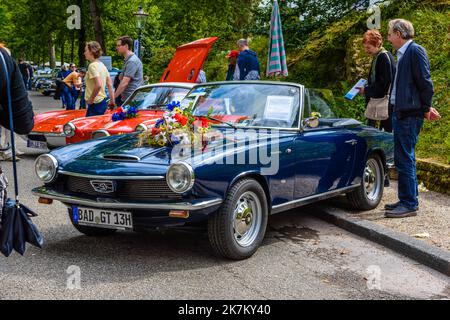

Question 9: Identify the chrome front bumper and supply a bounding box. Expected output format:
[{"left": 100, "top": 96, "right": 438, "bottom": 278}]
[
  {"left": 32, "top": 186, "right": 223, "bottom": 211},
  {"left": 30, "top": 131, "right": 66, "bottom": 138},
  {"left": 28, "top": 132, "right": 67, "bottom": 147}
]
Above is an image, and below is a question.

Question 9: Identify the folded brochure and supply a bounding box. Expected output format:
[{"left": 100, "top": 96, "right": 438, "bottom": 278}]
[{"left": 344, "top": 79, "right": 367, "bottom": 100}]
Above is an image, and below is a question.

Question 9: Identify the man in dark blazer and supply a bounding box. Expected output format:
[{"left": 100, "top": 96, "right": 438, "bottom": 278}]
[{"left": 385, "top": 19, "right": 437, "bottom": 218}]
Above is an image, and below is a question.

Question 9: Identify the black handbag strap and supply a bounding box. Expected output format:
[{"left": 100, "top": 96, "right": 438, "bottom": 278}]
[
  {"left": 371, "top": 50, "right": 394, "bottom": 82},
  {"left": 0, "top": 49, "right": 20, "bottom": 203}
]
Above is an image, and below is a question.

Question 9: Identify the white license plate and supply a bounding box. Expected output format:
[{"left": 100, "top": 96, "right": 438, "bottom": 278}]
[
  {"left": 72, "top": 206, "right": 133, "bottom": 230},
  {"left": 27, "top": 139, "right": 47, "bottom": 149}
]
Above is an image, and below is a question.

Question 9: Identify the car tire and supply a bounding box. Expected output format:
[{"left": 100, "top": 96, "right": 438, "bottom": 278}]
[
  {"left": 347, "top": 154, "right": 385, "bottom": 211},
  {"left": 68, "top": 212, "right": 117, "bottom": 237},
  {"left": 208, "top": 178, "right": 268, "bottom": 260}
]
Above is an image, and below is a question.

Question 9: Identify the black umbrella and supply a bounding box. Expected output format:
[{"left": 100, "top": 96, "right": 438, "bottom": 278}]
[{"left": 0, "top": 51, "right": 44, "bottom": 257}]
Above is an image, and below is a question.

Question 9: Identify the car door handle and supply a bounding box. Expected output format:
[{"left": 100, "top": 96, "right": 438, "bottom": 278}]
[
  {"left": 345, "top": 139, "right": 358, "bottom": 146},
  {"left": 285, "top": 148, "right": 293, "bottom": 154}
]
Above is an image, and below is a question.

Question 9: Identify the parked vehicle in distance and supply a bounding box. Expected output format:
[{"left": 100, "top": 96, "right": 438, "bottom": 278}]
[{"left": 33, "top": 81, "right": 394, "bottom": 260}]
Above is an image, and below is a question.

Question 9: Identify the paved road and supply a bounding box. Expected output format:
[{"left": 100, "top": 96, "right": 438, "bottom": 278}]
[{"left": 0, "top": 92, "right": 448, "bottom": 300}]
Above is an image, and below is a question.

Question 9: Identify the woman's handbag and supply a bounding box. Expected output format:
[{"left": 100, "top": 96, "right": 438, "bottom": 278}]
[
  {"left": 364, "top": 95, "right": 390, "bottom": 121},
  {"left": 365, "top": 52, "right": 392, "bottom": 121}
]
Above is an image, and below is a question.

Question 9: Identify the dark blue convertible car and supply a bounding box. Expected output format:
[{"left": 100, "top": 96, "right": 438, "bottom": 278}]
[{"left": 33, "top": 82, "right": 394, "bottom": 260}]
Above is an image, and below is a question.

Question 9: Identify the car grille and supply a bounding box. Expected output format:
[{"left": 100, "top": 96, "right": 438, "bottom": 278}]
[{"left": 65, "top": 176, "right": 182, "bottom": 200}]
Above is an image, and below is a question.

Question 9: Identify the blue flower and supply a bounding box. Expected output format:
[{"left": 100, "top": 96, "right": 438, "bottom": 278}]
[
  {"left": 128, "top": 107, "right": 138, "bottom": 116},
  {"left": 112, "top": 113, "right": 120, "bottom": 122},
  {"left": 167, "top": 101, "right": 181, "bottom": 112},
  {"left": 155, "top": 118, "right": 164, "bottom": 128}
]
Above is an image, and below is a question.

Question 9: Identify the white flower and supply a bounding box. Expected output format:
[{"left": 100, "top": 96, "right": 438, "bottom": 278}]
[{"left": 179, "top": 133, "right": 190, "bottom": 145}]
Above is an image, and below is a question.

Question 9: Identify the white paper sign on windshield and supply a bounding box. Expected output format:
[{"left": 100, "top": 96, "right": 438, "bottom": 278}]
[{"left": 263, "top": 96, "right": 294, "bottom": 122}]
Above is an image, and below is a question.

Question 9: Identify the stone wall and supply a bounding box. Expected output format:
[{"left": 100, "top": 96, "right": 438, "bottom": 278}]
[
  {"left": 416, "top": 160, "right": 450, "bottom": 195},
  {"left": 390, "top": 159, "right": 450, "bottom": 195}
]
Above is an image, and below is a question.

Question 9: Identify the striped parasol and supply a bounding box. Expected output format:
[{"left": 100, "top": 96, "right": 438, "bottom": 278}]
[{"left": 267, "top": 0, "right": 288, "bottom": 77}]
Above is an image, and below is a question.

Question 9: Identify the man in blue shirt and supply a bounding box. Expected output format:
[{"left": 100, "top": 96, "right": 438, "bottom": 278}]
[
  {"left": 236, "top": 39, "right": 260, "bottom": 81},
  {"left": 385, "top": 19, "right": 438, "bottom": 218}
]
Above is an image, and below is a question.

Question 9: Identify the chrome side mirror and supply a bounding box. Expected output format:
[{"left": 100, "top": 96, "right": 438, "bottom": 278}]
[{"left": 303, "top": 117, "right": 320, "bottom": 129}]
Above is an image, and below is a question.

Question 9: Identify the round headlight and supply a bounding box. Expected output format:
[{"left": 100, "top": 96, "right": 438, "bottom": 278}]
[
  {"left": 63, "top": 123, "right": 76, "bottom": 137},
  {"left": 166, "top": 162, "right": 195, "bottom": 194},
  {"left": 92, "top": 130, "right": 110, "bottom": 140},
  {"left": 35, "top": 154, "right": 58, "bottom": 183},
  {"left": 135, "top": 123, "right": 148, "bottom": 133}
]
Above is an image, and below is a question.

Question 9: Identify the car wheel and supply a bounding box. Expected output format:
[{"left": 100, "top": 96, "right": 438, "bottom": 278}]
[
  {"left": 347, "top": 154, "right": 385, "bottom": 211},
  {"left": 208, "top": 178, "right": 268, "bottom": 260},
  {"left": 68, "top": 211, "right": 117, "bottom": 237}
]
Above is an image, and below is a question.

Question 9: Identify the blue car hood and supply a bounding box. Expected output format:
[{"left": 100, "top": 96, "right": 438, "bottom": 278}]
[
  {"left": 51, "top": 134, "right": 173, "bottom": 176},
  {"left": 51, "top": 129, "right": 295, "bottom": 176}
]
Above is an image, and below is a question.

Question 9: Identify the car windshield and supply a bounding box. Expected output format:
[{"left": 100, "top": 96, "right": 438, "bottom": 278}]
[
  {"left": 184, "top": 83, "right": 301, "bottom": 128},
  {"left": 304, "top": 89, "right": 336, "bottom": 119},
  {"left": 123, "top": 86, "right": 190, "bottom": 110}
]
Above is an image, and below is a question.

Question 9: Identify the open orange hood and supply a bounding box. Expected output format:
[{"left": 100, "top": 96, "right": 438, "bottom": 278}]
[{"left": 160, "top": 37, "right": 218, "bottom": 83}]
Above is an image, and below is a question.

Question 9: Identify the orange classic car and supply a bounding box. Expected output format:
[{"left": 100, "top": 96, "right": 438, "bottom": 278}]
[
  {"left": 26, "top": 36, "right": 218, "bottom": 149},
  {"left": 64, "top": 82, "right": 195, "bottom": 143}
]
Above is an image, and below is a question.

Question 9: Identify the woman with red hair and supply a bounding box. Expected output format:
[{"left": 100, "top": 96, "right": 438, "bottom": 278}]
[{"left": 359, "top": 29, "right": 396, "bottom": 132}]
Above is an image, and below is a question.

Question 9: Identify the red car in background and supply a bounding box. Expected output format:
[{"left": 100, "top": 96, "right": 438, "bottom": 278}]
[
  {"left": 26, "top": 37, "right": 218, "bottom": 149},
  {"left": 64, "top": 82, "right": 195, "bottom": 143}
]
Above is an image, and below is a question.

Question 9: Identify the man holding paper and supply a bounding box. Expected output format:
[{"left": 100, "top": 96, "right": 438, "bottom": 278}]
[{"left": 384, "top": 19, "right": 440, "bottom": 219}]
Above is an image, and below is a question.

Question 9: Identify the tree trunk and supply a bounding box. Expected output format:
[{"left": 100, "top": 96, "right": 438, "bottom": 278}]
[
  {"left": 89, "top": 0, "right": 106, "bottom": 54},
  {"left": 61, "top": 38, "right": 65, "bottom": 65},
  {"left": 77, "top": 0, "right": 87, "bottom": 67},
  {"left": 48, "top": 34, "right": 56, "bottom": 69},
  {"left": 71, "top": 31, "right": 75, "bottom": 63},
  {"left": 78, "top": 27, "right": 87, "bottom": 67}
]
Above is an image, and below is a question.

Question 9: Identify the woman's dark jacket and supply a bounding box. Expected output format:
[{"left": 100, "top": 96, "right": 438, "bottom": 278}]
[
  {"left": 365, "top": 50, "right": 396, "bottom": 106},
  {"left": 0, "top": 48, "right": 34, "bottom": 135}
]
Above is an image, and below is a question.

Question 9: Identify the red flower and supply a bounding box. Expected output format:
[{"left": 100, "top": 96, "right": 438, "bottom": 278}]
[
  {"left": 201, "top": 118, "right": 209, "bottom": 128},
  {"left": 116, "top": 107, "right": 124, "bottom": 114},
  {"left": 152, "top": 126, "right": 161, "bottom": 136},
  {"left": 174, "top": 114, "right": 188, "bottom": 126}
]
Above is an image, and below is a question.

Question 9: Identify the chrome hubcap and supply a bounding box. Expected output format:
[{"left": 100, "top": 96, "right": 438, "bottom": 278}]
[
  {"left": 364, "top": 159, "right": 381, "bottom": 201},
  {"left": 233, "top": 191, "right": 262, "bottom": 247}
]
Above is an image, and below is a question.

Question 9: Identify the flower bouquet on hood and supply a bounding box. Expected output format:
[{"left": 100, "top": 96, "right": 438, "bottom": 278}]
[
  {"left": 138, "top": 101, "right": 214, "bottom": 148},
  {"left": 112, "top": 106, "right": 139, "bottom": 122}
]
